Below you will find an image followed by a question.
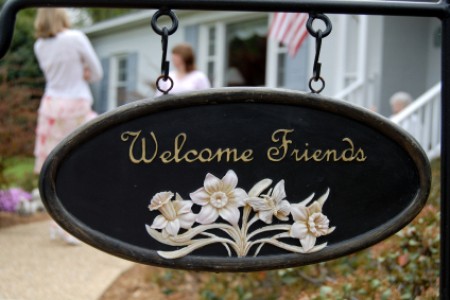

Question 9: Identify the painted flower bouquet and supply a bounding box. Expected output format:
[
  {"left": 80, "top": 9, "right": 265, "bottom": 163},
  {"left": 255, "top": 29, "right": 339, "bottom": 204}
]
[{"left": 146, "top": 170, "right": 335, "bottom": 259}]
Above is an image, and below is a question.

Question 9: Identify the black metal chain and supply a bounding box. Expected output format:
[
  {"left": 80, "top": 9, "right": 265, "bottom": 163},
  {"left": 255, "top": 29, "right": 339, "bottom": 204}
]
[
  {"left": 151, "top": 9, "right": 179, "bottom": 94},
  {"left": 306, "top": 13, "right": 332, "bottom": 94}
]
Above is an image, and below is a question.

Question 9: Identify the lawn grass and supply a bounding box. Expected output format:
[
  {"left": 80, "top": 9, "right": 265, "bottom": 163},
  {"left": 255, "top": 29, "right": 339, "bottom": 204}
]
[
  {"left": 1, "top": 156, "right": 37, "bottom": 191},
  {"left": 3, "top": 156, "right": 34, "bottom": 178}
]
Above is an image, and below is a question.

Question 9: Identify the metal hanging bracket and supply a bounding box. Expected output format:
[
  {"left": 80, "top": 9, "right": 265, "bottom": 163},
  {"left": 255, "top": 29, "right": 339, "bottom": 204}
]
[
  {"left": 151, "top": 8, "right": 178, "bottom": 94},
  {"left": 307, "top": 13, "right": 332, "bottom": 94}
]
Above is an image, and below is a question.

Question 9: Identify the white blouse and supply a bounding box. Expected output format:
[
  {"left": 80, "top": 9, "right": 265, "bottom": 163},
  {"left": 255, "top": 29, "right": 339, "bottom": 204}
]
[
  {"left": 155, "top": 70, "right": 211, "bottom": 97},
  {"left": 34, "top": 29, "right": 103, "bottom": 103}
]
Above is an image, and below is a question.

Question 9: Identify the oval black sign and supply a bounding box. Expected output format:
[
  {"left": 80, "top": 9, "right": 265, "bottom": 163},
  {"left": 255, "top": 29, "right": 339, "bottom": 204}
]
[{"left": 40, "top": 88, "right": 430, "bottom": 272}]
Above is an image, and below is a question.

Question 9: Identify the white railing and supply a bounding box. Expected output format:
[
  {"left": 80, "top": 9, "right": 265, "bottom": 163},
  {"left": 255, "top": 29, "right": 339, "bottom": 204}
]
[
  {"left": 334, "top": 79, "right": 364, "bottom": 104},
  {"left": 334, "top": 75, "right": 378, "bottom": 110},
  {"left": 390, "top": 82, "right": 441, "bottom": 159}
]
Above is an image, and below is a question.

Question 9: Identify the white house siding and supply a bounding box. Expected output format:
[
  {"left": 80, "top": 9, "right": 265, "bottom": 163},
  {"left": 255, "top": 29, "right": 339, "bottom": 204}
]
[{"left": 379, "top": 16, "right": 441, "bottom": 116}]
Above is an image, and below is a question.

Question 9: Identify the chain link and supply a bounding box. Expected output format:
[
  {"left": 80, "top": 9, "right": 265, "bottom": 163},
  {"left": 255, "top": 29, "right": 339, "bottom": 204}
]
[{"left": 151, "top": 9, "right": 179, "bottom": 94}]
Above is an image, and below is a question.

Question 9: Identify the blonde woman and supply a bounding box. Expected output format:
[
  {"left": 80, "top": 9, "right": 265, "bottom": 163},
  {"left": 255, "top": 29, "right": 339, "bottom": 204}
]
[
  {"left": 33, "top": 8, "right": 103, "bottom": 245},
  {"left": 33, "top": 8, "right": 103, "bottom": 173}
]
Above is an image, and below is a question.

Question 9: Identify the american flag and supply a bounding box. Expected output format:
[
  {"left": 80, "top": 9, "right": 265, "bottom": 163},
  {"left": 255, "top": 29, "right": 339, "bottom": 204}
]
[{"left": 268, "top": 13, "right": 309, "bottom": 57}]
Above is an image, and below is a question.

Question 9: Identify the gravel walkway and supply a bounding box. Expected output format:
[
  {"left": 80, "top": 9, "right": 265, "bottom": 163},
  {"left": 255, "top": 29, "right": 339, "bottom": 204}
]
[{"left": 0, "top": 220, "right": 133, "bottom": 300}]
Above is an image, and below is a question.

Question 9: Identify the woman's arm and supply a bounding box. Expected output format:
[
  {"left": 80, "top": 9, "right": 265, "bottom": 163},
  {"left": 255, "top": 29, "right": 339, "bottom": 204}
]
[{"left": 76, "top": 31, "right": 103, "bottom": 83}]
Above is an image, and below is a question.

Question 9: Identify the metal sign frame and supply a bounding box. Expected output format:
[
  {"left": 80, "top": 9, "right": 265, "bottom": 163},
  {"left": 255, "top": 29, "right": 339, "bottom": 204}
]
[
  {"left": 39, "top": 88, "right": 431, "bottom": 271},
  {"left": 0, "top": 0, "right": 448, "bottom": 298}
]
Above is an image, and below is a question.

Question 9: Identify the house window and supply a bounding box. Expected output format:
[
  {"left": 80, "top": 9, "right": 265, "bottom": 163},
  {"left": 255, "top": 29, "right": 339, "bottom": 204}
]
[
  {"left": 225, "top": 18, "right": 267, "bottom": 87},
  {"left": 102, "top": 52, "right": 137, "bottom": 111},
  {"left": 200, "top": 14, "right": 307, "bottom": 90},
  {"left": 92, "top": 53, "right": 139, "bottom": 113}
]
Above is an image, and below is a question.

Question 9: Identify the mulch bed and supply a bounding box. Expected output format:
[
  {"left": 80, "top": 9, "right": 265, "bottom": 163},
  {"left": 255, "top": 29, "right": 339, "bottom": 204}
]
[{"left": 99, "top": 264, "right": 171, "bottom": 300}]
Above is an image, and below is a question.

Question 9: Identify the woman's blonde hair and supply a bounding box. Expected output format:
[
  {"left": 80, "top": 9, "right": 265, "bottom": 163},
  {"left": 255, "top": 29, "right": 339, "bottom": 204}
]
[{"left": 34, "top": 8, "right": 71, "bottom": 39}]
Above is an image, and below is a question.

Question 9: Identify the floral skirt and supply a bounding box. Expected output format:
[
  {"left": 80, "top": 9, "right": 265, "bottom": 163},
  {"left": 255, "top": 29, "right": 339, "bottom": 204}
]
[{"left": 34, "top": 96, "right": 97, "bottom": 173}]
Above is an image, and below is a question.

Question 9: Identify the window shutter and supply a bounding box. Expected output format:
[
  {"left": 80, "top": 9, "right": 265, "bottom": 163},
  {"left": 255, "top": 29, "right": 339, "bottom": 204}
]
[
  {"left": 126, "top": 52, "right": 138, "bottom": 101},
  {"left": 90, "top": 81, "right": 101, "bottom": 112},
  {"left": 95, "top": 57, "right": 110, "bottom": 113}
]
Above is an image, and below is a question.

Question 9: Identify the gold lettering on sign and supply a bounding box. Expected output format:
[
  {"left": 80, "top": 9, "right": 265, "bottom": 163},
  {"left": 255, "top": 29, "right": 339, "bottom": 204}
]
[
  {"left": 121, "top": 129, "right": 367, "bottom": 164},
  {"left": 121, "top": 131, "right": 254, "bottom": 164},
  {"left": 267, "top": 129, "right": 294, "bottom": 162},
  {"left": 121, "top": 131, "right": 158, "bottom": 164},
  {"left": 267, "top": 129, "right": 367, "bottom": 163}
]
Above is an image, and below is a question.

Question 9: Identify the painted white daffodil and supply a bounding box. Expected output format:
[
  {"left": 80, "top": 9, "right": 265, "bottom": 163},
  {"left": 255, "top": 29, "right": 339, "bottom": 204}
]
[
  {"left": 290, "top": 200, "right": 335, "bottom": 252},
  {"left": 149, "top": 191, "right": 196, "bottom": 237},
  {"left": 190, "top": 170, "right": 247, "bottom": 225},
  {"left": 246, "top": 180, "right": 291, "bottom": 224}
]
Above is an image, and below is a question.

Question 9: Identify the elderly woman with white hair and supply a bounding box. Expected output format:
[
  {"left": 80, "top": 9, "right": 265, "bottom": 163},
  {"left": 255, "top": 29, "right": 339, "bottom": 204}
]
[
  {"left": 389, "top": 91, "right": 422, "bottom": 141},
  {"left": 390, "top": 91, "right": 413, "bottom": 115}
]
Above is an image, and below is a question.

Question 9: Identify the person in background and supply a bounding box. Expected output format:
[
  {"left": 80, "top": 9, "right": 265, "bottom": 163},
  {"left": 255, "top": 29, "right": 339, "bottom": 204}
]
[
  {"left": 33, "top": 8, "right": 102, "bottom": 172},
  {"left": 390, "top": 91, "right": 422, "bottom": 140},
  {"left": 390, "top": 91, "right": 413, "bottom": 115},
  {"left": 156, "top": 43, "right": 210, "bottom": 96},
  {"left": 33, "top": 8, "right": 103, "bottom": 244}
]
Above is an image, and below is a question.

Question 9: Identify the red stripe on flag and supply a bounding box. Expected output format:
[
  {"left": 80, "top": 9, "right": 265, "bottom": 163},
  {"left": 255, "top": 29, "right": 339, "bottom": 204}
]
[
  {"left": 268, "top": 13, "right": 284, "bottom": 40},
  {"left": 269, "top": 12, "right": 309, "bottom": 57},
  {"left": 289, "top": 16, "right": 308, "bottom": 56}
]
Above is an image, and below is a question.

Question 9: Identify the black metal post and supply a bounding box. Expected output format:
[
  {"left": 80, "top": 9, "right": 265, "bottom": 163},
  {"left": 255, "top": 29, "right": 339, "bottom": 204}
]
[{"left": 441, "top": 4, "right": 450, "bottom": 299}]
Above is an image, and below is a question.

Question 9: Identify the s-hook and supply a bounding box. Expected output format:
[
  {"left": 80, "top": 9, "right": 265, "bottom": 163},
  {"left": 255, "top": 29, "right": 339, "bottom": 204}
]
[
  {"left": 307, "top": 13, "right": 332, "bottom": 94},
  {"left": 151, "top": 9, "right": 179, "bottom": 94}
]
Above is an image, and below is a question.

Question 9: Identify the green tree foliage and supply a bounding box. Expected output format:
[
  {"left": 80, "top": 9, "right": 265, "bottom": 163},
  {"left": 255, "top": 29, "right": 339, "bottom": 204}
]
[
  {"left": 84, "top": 8, "right": 137, "bottom": 23},
  {"left": 0, "top": 2, "right": 42, "bottom": 86},
  {"left": 0, "top": 2, "right": 42, "bottom": 187},
  {"left": 6, "top": 11, "right": 42, "bottom": 83}
]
